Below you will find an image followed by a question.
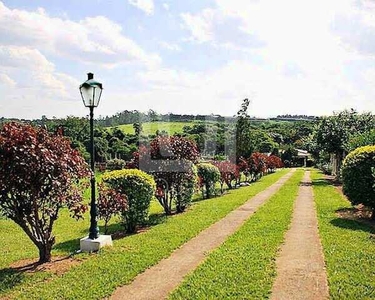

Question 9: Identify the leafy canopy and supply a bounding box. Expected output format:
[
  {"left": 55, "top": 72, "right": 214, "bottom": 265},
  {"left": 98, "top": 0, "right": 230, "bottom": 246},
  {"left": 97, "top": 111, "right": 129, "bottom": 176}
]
[{"left": 0, "top": 122, "right": 89, "bottom": 262}]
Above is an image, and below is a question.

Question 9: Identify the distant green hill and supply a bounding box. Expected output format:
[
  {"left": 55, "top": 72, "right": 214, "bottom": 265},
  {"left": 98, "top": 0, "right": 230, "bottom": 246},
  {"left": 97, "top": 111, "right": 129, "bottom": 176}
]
[{"left": 109, "top": 121, "right": 198, "bottom": 135}]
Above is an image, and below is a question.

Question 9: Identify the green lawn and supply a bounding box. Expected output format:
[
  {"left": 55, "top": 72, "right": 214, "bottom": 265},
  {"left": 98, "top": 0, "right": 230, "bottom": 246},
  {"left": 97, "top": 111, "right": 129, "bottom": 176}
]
[
  {"left": 0, "top": 170, "right": 289, "bottom": 299},
  {"left": 109, "top": 121, "right": 196, "bottom": 135},
  {"left": 169, "top": 169, "right": 304, "bottom": 299},
  {"left": 311, "top": 170, "right": 375, "bottom": 299}
]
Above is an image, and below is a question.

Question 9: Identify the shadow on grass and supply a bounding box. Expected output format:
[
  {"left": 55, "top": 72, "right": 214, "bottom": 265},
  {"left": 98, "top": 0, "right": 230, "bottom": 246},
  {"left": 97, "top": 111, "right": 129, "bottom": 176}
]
[
  {"left": 311, "top": 178, "right": 331, "bottom": 187},
  {"left": 53, "top": 212, "right": 168, "bottom": 250},
  {"left": 146, "top": 213, "right": 167, "bottom": 226},
  {"left": 330, "top": 217, "right": 374, "bottom": 234},
  {"left": 0, "top": 255, "right": 76, "bottom": 296},
  {"left": 53, "top": 239, "right": 80, "bottom": 253},
  {"left": 0, "top": 268, "right": 25, "bottom": 295},
  {"left": 191, "top": 189, "right": 235, "bottom": 204},
  {"left": 54, "top": 223, "right": 122, "bottom": 252}
]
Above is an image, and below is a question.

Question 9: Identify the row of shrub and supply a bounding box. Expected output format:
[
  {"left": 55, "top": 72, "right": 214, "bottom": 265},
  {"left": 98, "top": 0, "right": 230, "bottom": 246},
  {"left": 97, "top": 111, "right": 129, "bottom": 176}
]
[
  {"left": 97, "top": 137, "right": 284, "bottom": 233},
  {"left": 0, "top": 123, "right": 285, "bottom": 262}
]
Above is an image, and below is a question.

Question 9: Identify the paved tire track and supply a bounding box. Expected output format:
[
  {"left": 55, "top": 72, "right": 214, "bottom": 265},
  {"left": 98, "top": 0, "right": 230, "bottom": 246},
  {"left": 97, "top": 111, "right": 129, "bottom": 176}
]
[
  {"left": 110, "top": 169, "right": 296, "bottom": 300},
  {"left": 270, "top": 171, "right": 329, "bottom": 300}
]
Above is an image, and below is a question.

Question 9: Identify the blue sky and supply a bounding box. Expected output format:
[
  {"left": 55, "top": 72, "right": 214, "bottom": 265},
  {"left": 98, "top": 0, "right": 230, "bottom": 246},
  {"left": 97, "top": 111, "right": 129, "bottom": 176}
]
[{"left": 1, "top": 0, "right": 375, "bottom": 119}]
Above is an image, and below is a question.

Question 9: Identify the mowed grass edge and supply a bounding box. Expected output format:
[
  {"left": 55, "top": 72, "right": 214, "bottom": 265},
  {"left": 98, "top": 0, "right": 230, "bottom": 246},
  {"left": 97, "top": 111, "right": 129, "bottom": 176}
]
[
  {"left": 169, "top": 169, "right": 304, "bottom": 299},
  {"left": 311, "top": 170, "right": 375, "bottom": 299},
  {"left": 4, "top": 170, "right": 290, "bottom": 299}
]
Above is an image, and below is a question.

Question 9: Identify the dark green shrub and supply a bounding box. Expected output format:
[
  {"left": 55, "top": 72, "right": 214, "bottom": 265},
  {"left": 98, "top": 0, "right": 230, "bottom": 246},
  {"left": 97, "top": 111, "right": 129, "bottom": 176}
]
[
  {"left": 106, "top": 158, "right": 126, "bottom": 171},
  {"left": 341, "top": 145, "right": 375, "bottom": 219},
  {"left": 197, "top": 163, "right": 220, "bottom": 198},
  {"left": 102, "top": 169, "right": 156, "bottom": 233},
  {"left": 154, "top": 162, "right": 198, "bottom": 214},
  {"left": 175, "top": 164, "right": 198, "bottom": 212}
]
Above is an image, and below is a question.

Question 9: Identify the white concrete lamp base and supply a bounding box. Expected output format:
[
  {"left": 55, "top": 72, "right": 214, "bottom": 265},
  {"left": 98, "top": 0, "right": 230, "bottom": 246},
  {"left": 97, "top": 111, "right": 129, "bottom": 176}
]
[{"left": 80, "top": 235, "right": 113, "bottom": 252}]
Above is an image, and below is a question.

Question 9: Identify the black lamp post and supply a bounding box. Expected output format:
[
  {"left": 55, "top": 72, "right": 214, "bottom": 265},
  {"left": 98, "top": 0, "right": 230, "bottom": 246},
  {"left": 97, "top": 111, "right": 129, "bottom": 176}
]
[{"left": 79, "top": 72, "right": 103, "bottom": 240}]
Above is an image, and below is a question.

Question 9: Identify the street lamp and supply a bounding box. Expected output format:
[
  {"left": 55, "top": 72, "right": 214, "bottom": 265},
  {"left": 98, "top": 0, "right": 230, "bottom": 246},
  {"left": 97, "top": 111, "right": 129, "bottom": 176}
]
[
  {"left": 80, "top": 72, "right": 102, "bottom": 240},
  {"left": 79, "top": 73, "right": 112, "bottom": 252}
]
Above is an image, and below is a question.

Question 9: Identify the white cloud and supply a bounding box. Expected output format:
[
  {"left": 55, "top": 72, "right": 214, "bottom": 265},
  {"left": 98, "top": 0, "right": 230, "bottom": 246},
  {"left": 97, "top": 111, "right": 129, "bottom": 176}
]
[
  {"left": 0, "top": 1, "right": 162, "bottom": 118},
  {"left": 181, "top": 9, "right": 216, "bottom": 43},
  {"left": 0, "top": 46, "right": 70, "bottom": 91},
  {"left": 128, "top": 0, "right": 154, "bottom": 15},
  {"left": 0, "top": 46, "right": 53, "bottom": 71},
  {"left": 0, "top": 45, "right": 87, "bottom": 118},
  {"left": 173, "top": 0, "right": 375, "bottom": 116},
  {"left": 0, "top": 73, "right": 16, "bottom": 87},
  {"left": 162, "top": 3, "right": 169, "bottom": 11},
  {"left": 0, "top": 1, "right": 160, "bottom": 68},
  {"left": 2, "top": 0, "right": 375, "bottom": 119},
  {"left": 130, "top": 60, "right": 368, "bottom": 116},
  {"left": 159, "top": 41, "right": 181, "bottom": 51}
]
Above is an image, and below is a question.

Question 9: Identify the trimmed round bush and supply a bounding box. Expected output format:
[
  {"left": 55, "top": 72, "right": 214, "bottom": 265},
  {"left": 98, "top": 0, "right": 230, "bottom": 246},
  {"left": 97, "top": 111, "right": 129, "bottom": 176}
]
[
  {"left": 197, "top": 163, "right": 220, "bottom": 199},
  {"left": 175, "top": 164, "right": 198, "bottom": 213},
  {"left": 102, "top": 169, "right": 156, "bottom": 233},
  {"left": 341, "top": 145, "right": 375, "bottom": 219}
]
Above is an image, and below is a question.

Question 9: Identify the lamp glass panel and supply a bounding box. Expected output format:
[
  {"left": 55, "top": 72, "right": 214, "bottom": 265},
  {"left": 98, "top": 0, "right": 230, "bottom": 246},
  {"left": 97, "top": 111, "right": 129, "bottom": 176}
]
[
  {"left": 80, "top": 85, "right": 95, "bottom": 107},
  {"left": 93, "top": 87, "right": 102, "bottom": 107}
]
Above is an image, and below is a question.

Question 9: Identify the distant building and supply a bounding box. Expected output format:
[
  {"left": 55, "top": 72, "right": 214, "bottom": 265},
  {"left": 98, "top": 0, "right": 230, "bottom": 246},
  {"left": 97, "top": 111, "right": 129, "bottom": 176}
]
[{"left": 296, "top": 149, "right": 311, "bottom": 167}]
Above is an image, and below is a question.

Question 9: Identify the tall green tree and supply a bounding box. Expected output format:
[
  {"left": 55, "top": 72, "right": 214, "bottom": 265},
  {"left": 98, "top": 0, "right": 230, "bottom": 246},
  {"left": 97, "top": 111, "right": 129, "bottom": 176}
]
[
  {"left": 236, "top": 98, "right": 253, "bottom": 159},
  {"left": 315, "top": 109, "right": 375, "bottom": 175}
]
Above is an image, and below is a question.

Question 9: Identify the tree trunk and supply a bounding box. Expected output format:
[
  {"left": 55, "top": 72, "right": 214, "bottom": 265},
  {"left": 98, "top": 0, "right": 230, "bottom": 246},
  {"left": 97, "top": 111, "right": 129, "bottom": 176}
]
[
  {"left": 371, "top": 208, "right": 375, "bottom": 221},
  {"left": 37, "top": 241, "right": 53, "bottom": 263},
  {"left": 176, "top": 204, "right": 185, "bottom": 213},
  {"left": 205, "top": 183, "right": 210, "bottom": 199},
  {"left": 164, "top": 204, "right": 172, "bottom": 215}
]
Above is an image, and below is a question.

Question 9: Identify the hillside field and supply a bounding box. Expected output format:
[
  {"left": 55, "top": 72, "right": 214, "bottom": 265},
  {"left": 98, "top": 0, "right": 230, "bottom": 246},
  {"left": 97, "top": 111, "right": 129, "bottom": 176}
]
[{"left": 109, "top": 121, "right": 200, "bottom": 135}]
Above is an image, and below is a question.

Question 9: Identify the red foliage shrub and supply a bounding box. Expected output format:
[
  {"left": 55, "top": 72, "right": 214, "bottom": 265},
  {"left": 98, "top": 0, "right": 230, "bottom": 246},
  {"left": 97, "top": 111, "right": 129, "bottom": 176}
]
[
  {"left": 129, "top": 136, "right": 199, "bottom": 214},
  {"left": 212, "top": 160, "right": 240, "bottom": 192},
  {"left": 0, "top": 122, "right": 89, "bottom": 262},
  {"left": 97, "top": 184, "right": 128, "bottom": 234},
  {"left": 267, "top": 155, "right": 283, "bottom": 172},
  {"left": 237, "top": 156, "right": 251, "bottom": 182},
  {"left": 249, "top": 152, "right": 268, "bottom": 178},
  {"left": 149, "top": 136, "right": 200, "bottom": 162}
]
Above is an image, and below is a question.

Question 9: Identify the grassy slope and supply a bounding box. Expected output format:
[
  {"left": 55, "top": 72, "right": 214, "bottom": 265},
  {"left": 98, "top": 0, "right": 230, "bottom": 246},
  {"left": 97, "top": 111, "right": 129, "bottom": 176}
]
[
  {"left": 169, "top": 169, "right": 304, "bottom": 300},
  {"left": 311, "top": 170, "right": 375, "bottom": 299},
  {"left": 2, "top": 170, "right": 289, "bottom": 299},
  {"left": 0, "top": 178, "right": 165, "bottom": 271},
  {"left": 110, "top": 121, "right": 195, "bottom": 135}
]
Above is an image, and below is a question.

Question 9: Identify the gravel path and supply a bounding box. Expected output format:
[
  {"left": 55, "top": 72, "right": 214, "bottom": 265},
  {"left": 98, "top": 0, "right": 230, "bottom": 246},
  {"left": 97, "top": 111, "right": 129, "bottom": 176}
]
[
  {"left": 270, "top": 170, "right": 329, "bottom": 300},
  {"left": 110, "top": 169, "right": 296, "bottom": 300}
]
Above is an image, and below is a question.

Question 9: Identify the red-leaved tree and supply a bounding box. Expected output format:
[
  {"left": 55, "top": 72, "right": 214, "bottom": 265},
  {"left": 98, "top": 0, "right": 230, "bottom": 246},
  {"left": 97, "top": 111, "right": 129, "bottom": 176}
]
[
  {"left": 212, "top": 161, "right": 240, "bottom": 193},
  {"left": 237, "top": 156, "right": 251, "bottom": 182},
  {"left": 249, "top": 152, "right": 268, "bottom": 180},
  {"left": 130, "top": 136, "right": 199, "bottom": 214},
  {"left": 267, "top": 155, "right": 283, "bottom": 172},
  {"left": 0, "top": 122, "right": 89, "bottom": 262}
]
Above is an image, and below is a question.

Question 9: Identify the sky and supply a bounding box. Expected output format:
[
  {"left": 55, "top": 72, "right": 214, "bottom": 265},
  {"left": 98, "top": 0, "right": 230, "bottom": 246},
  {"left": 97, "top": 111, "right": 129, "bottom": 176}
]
[{"left": 1, "top": 0, "right": 375, "bottom": 119}]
